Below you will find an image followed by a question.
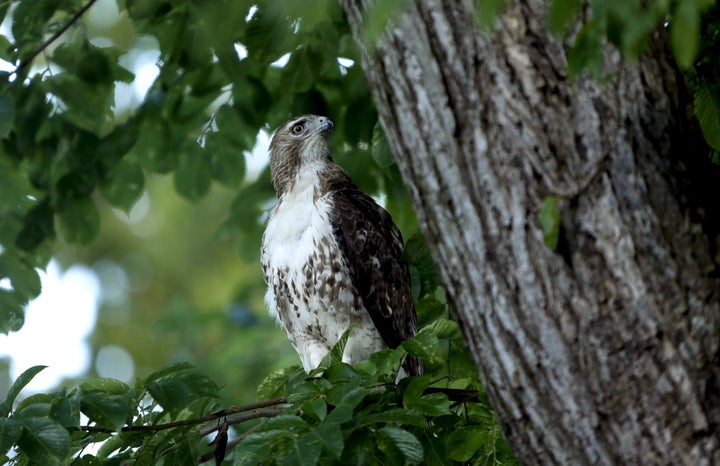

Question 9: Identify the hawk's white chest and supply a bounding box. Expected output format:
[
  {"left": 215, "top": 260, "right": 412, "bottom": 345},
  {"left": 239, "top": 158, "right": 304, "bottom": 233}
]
[{"left": 261, "top": 167, "right": 385, "bottom": 371}]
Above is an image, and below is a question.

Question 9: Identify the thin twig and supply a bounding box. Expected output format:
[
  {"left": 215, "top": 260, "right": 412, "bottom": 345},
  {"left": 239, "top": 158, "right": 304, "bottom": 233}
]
[
  {"left": 80, "top": 398, "right": 288, "bottom": 434},
  {"left": 198, "top": 408, "right": 285, "bottom": 437},
  {"left": 11, "top": 0, "right": 100, "bottom": 77}
]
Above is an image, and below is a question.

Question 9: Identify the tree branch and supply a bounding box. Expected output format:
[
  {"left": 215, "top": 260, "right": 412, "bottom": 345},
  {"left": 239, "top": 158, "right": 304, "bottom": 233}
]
[
  {"left": 11, "top": 0, "right": 100, "bottom": 77},
  {"left": 80, "top": 397, "right": 288, "bottom": 434}
]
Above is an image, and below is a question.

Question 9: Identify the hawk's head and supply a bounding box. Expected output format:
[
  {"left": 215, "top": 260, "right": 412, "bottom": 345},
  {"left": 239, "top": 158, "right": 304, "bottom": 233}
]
[{"left": 269, "top": 115, "right": 335, "bottom": 196}]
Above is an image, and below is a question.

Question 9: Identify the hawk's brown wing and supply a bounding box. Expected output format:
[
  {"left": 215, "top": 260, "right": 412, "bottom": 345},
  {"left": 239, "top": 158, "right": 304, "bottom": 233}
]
[{"left": 329, "top": 188, "right": 422, "bottom": 376}]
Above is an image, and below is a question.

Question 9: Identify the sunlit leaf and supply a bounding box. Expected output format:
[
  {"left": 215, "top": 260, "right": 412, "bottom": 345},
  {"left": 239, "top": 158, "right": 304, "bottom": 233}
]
[
  {"left": 671, "top": 1, "right": 700, "bottom": 69},
  {"left": 538, "top": 195, "right": 560, "bottom": 250}
]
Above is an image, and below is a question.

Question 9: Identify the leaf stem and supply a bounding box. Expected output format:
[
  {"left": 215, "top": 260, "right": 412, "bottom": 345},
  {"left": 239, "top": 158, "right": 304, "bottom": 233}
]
[{"left": 12, "top": 0, "right": 100, "bottom": 78}]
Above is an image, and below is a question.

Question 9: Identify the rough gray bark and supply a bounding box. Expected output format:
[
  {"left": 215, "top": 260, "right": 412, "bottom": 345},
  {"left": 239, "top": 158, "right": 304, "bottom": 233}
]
[{"left": 340, "top": 0, "right": 720, "bottom": 464}]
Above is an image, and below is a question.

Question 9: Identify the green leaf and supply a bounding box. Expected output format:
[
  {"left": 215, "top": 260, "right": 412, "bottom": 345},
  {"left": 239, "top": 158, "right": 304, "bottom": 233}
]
[
  {"left": 309, "top": 419, "right": 344, "bottom": 459},
  {"left": 12, "top": 0, "right": 63, "bottom": 43},
  {"left": 377, "top": 427, "right": 423, "bottom": 465},
  {"left": 281, "top": 47, "right": 316, "bottom": 93},
  {"left": 0, "top": 365, "right": 47, "bottom": 417},
  {"left": 693, "top": 83, "right": 720, "bottom": 151},
  {"left": 206, "top": 131, "right": 246, "bottom": 187},
  {"left": 126, "top": 0, "right": 171, "bottom": 19},
  {"left": 144, "top": 363, "right": 219, "bottom": 407},
  {"left": 361, "top": 0, "right": 406, "bottom": 45},
  {"left": 236, "top": 415, "right": 309, "bottom": 465},
  {"left": 474, "top": 0, "right": 506, "bottom": 30},
  {"left": 50, "top": 390, "right": 81, "bottom": 428},
  {"left": 80, "top": 391, "right": 134, "bottom": 431},
  {"left": 0, "top": 418, "right": 23, "bottom": 453},
  {"left": 244, "top": 7, "right": 293, "bottom": 64},
  {"left": 0, "top": 290, "right": 25, "bottom": 334},
  {"left": 0, "top": 252, "right": 42, "bottom": 304},
  {"left": 57, "top": 196, "right": 101, "bottom": 245},
  {"left": 145, "top": 361, "right": 196, "bottom": 381},
  {"left": 312, "top": 326, "right": 353, "bottom": 375},
  {"left": 446, "top": 426, "right": 488, "bottom": 462},
  {"left": 403, "top": 377, "right": 452, "bottom": 417},
  {"left": 15, "top": 198, "right": 55, "bottom": 252},
  {"left": 301, "top": 398, "right": 327, "bottom": 422},
  {"left": 416, "top": 295, "right": 448, "bottom": 327},
  {"left": 80, "top": 379, "right": 133, "bottom": 431},
  {"left": 548, "top": 0, "right": 580, "bottom": 33},
  {"left": 538, "top": 195, "right": 560, "bottom": 250},
  {"left": 174, "top": 143, "right": 212, "bottom": 201},
  {"left": 16, "top": 393, "right": 53, "bottom": 416},
  {"left": 358, "top": 408, "right": 426, "bottom": 428},
  {"left": 371, "top": 123, "right": 394, "bottom": 168},
  {"left": 80, "top": 378, "right": 131, "bottom": 395},
  {"left": 368, "top": 348, "right": 404, "bottom": 377},
  {"left": 257, "top": 366, "right": 304, "bottom": 401},
  {"left": 146, "top": 379, "right": 191, "bottom": 413},
  {"left": 340, "top": 429, "right": 380, "bottom": 466},
  {"left": 16, "top": 416, "right": 71, "bottom": 465},
  {"left": 426, "top": 318, "right": 461, "bottom": 339},
  {"left": 0, "top": 95, "right": 14, "bottom": 139},
  {"left": 344, "top": 98, "right": 377, "bottom": 145},
  {"left": 287, "top": 432, "right": 323, "bottom": 466},
  {"left": 100, "top": 160, "right": 145, "bottom": 213},
  {"left": 567, "top": 21, "right": 603, "bottom": 79},
  {"left": 46, "top": 75, "right": 113, "bottom": 135},
  {"left": 671, "top": 1, "right": 700, "bottom": 69}
]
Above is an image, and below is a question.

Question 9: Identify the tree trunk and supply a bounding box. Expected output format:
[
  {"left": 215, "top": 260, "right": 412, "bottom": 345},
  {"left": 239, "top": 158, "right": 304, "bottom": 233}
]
[{"left": 340, "top": 0, "right": 720, "bottom": 464}]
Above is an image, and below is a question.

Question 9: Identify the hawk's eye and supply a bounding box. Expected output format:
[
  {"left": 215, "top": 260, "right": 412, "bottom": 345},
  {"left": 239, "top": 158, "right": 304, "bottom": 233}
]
[{"left": 291, "top": 124, "right": 304, "bottom": 135}]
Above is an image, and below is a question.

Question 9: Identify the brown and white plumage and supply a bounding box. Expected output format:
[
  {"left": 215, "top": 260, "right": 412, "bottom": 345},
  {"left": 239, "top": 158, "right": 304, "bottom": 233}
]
[{"left": 261, "top": 114, "right": 421, "bottom": 376}]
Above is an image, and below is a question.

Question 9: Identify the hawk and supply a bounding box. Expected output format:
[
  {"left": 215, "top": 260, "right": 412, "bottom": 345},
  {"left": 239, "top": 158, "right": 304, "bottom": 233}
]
[{"left": 261, "top": 114, "right": 421, "bottom": 377}]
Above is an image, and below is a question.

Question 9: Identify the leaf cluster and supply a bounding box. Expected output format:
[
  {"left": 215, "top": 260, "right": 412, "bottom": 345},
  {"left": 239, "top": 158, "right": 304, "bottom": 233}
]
[
  {"left": 1, "top": 362, "right": 223, "bottom": 465},
  {"left": 0, "top": 0, "right": 381, "bottom": 333},
  {"left": 0, "top": 319, "right": 515, "bottom": 465}
]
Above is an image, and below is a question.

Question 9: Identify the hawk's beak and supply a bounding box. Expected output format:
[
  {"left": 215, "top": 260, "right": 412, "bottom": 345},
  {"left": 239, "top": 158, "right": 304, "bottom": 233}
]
[{"left": 315, "top": 117, "right": 335, "bottom": 134}]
